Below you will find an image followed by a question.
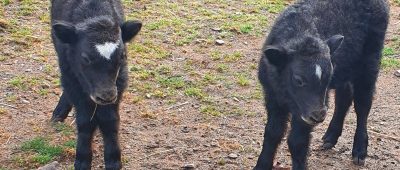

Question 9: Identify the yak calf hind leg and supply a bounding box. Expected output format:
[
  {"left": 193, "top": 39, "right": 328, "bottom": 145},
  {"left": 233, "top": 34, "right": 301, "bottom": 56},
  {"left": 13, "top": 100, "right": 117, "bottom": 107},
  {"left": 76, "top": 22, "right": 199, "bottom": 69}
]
[
  {"left": 322, "top": 83, "right": 353, "bottom": 149},
  {"left": 51, "top": 93, "right": 73, "bottom": 122},
  {"left": 352, "top": 76, "right": 376, "bottom": 166}
]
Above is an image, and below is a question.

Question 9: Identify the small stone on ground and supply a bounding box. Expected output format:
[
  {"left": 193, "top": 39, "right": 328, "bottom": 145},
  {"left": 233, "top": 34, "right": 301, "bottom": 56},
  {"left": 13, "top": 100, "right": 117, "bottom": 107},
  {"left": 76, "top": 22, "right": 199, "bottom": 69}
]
[
  {"left": 215, "top": 39, "right": 225, "bottom": 45},
  {"left": 37, "top": 161, "right": 60, "bottom": 170},
  {"left": 228, "top": 153, "right": 238, "bottom": 159},
  {"left": 394, "top": 70, "right": 400, "bottom": 77},
  {"left": 212, "top": 27, "right": 222, "bottom": 32},
  {"left": 182, "top": 163, "right": 195, "bottom": 169}
]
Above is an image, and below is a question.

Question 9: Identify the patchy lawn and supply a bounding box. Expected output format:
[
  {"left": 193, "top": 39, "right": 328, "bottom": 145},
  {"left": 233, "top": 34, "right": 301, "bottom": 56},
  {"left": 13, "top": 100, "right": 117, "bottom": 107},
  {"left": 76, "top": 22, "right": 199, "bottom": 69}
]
[{"left": 0, "top": 0, "right": 399, "bottom": 169}]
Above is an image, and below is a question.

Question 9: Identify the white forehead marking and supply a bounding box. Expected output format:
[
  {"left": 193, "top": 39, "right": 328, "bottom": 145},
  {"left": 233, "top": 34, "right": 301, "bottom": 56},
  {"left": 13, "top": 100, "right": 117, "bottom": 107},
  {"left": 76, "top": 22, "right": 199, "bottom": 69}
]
[
  {"left": 95, "top": 41, "right": 119, "bottom": 60},
  {"left": 315, "top": 64, "right": 322, "bottom": 80}
]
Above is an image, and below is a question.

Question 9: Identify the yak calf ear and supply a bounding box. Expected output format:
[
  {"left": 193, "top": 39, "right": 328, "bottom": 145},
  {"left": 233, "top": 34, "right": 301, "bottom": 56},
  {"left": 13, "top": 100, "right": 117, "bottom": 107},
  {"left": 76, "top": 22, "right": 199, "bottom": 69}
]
[
  {"left": 121, "top": 20, "right": 142, "bottom": 43},
  {"left": 326, "top": 35, "right": 344, "bottom": 55},
  {"left": 52, "top": 21, "right": 78, "bottom": 44},
  {"left": 263, "top": 45, "right": 289, "bottom": 68}
]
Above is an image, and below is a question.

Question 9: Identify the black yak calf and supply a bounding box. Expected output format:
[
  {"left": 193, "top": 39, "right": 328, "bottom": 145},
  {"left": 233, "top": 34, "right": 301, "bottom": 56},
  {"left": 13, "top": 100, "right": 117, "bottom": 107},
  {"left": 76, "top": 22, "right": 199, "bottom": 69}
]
[
  {"left": 50, "top": 0, "right": 141, "bottom": 169},
  {"left": 255, "top": 0, "right": 389, "bottom": 169}
]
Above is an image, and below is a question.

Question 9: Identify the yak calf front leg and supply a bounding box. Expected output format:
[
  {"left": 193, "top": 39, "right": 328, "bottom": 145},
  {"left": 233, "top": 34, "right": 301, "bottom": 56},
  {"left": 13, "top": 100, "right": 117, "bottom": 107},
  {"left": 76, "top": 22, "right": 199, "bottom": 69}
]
[
  {"left": 254, "top": 102, "right": 289, "bottom": 170},
  {"left": 75, "top": 121, "right": 96, "bottom": 169},
  {"left": 74, "top": 102, "right": 97, "bottom": 170},
  {"left": 288, "top": 116, "right": 312, "bottom": 170},
  {"left": 96, "top": 105, "right": 122, "bottom": 170}
]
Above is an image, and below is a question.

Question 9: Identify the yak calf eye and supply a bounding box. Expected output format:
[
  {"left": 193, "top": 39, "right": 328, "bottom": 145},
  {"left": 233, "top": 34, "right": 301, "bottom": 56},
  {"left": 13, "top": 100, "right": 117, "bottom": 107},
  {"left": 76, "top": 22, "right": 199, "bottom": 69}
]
[{"left": 293, "top": 75, "right": 306, "bottom": 87}]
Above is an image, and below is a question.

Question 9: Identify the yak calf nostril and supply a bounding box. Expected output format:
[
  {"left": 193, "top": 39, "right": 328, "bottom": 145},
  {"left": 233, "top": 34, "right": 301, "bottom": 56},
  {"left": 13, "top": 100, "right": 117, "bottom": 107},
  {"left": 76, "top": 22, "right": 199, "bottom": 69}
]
[
  {"left": 310, "top": 111, "right": 326, "bottom": 122},
  {"left": 92, "top": 87, "right": 118, "bottom": 104},
  {"left": 95, "top": 93, "right": 117, "bottom": 103}
]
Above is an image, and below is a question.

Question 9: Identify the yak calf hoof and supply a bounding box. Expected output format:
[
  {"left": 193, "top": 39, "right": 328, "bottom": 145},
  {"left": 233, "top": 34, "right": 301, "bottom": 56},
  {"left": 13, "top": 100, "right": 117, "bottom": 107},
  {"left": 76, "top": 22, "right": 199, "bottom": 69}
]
[
  {"left": 105, "top": 163, "right": 122, "bottom": 170},
  {"left": 50, "top": 116, "right": 65, "bottom": 123},
  {"left": 321, "top": 142, "right": 335, "bottom": 150},
  {"left": 352, "top": 156, "right": 365, "bottom": 166},
  {"left": 74, "top": 161, "right": 91, "bottom": 170}
]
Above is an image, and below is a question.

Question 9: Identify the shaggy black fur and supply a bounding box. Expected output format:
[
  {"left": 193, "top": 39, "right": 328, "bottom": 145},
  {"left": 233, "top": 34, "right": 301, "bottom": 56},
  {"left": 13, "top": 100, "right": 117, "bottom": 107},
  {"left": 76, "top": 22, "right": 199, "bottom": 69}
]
[
  {"left": 255, "top": 0, "right": 389, "bottom": 169},
  {"left": 50, "top": 0, "right": 141, "bottom": 169}
]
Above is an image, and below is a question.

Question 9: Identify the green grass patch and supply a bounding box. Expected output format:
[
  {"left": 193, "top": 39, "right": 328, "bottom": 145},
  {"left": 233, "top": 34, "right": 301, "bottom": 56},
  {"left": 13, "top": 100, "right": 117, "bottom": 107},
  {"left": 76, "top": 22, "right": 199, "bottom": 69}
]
[
  {"left": 146, "top": 19, "right": 170, "bottom": 31},
  {"left": 157, "top": 76, "right": 186, "bottom": 89},
  {"left": 240, "top": 24, "right": 253, "bottom": 34},
  {"left": 244, "top": 0, "right": 287, "bottom": 14},
  {"left": 210, "top": 50, "right": 222, "bottom": 61},
  {"left": 221, "top": 13, "right": 268, "bottom": 35},
  {"left": 228, "top": 107, "right": 246, "bottom": 116},
  {"left": 175, "top": 28, "right": 200, "bottom": 46},
  {"left": 53, "top": 122, "right": 74, "bottom": 135},
  {"left": 382, "top": 47, "right": 396, "bottom": 56},
  {"left": 8, "top": 76, "right": 39, "bottom": 90},
  {"left": 394, "top": 0, "right": 400, "bottom": 6},
  {"left": 216, "top": 63, "right": 228, "bottom": 73},
  {"left": 156, "top": 65, "right": 172, "bottom": 75},
  {"left": 43, "top": 64, "right": 54, "bottom": 74},
  {"left": 203, "top": 73, "right": 218, "bottom": 85},
  {"left": 5, "top": 0, "right": 36, "bottom": 16},
  {"left": 63, "top": 140, "right": 76, "bottom": 149},
  {"left": 0, "top": 56, "right": 6, "bottom": 62},
  {"left": 18, "top": 5, "right": 34, "bottom": 16},
  {"left": 153, "top": 89, "right": 174, "bottom": 98},
  {"left": 184, "top": 87, "right": 205, "bottom": 99},
  {"left": 38, "top": 89, "right": 48, "bottom": 96},
  {"left": 266, "top": 3, "right": 286, "bottom": 13},
  {"left": 39, "top": 13, "right": 50, "bottom": 23},
  {"left": 236, "top": 74, "right": 250, "bottom": 86},
  {"left": 200, "top": 105, "right": 222, "bottom": 116},
  {"left": 11, "top": 27, "right": 33, "bottom": 37},
  {"left": 1, "top": 0, "right": 11, "bottom": 6},
  {"left": 136, "top": 69, "right": 154, "bottom": 80},
  {"left": 381, "top": 57, "right": 400, "bottom": 70},
  {"left": 51, "top": 78, "right": 61, "bottom": 87},
  {"left": 224, "top": 51, "right": 243, "bottom": 62},
  {"left": 133, "top": 82, "right": 155, "bottom": 94},
  {"left": 129, "top": 41, "right": 170, "bottom": 59},
  {"left": 31, "top": 155, "right": 52, "bottom": 164},
  {"left": 21, "top": 137, "right": 63, "bottom": 165},
  {"left": 251, "top": 89, "right": 264, "bottom": 100},
  {"left": 130, "top": 95, "right": 144, "bottom": 104}
]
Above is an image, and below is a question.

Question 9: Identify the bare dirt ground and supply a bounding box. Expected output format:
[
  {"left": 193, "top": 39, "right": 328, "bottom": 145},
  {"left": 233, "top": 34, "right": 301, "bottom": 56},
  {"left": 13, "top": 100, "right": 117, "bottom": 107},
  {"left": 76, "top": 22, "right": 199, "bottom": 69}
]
[{"left": 0, "top": 0, "right": 399, "bottom": 169}]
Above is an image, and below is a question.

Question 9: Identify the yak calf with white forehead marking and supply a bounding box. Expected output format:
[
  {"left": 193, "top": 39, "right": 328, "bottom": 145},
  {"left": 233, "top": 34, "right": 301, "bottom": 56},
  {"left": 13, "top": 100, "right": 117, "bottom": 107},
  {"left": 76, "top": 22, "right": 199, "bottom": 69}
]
[
  {"left": 50, "top": 0, "right": 141, "bottom": 169},
  {"left": 255, "top": 0, "right": 389, "bottom": 169}
]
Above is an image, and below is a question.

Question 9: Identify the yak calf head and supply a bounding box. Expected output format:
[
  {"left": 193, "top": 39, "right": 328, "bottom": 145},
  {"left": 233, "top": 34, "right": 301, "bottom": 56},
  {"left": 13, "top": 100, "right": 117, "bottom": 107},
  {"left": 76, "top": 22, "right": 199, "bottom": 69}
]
[
  {"left": 53, "top": 16, "right": 142, "bottom": 105},
  {"left": 264, "top": 35, "right": 343, "bottom": 125}
]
